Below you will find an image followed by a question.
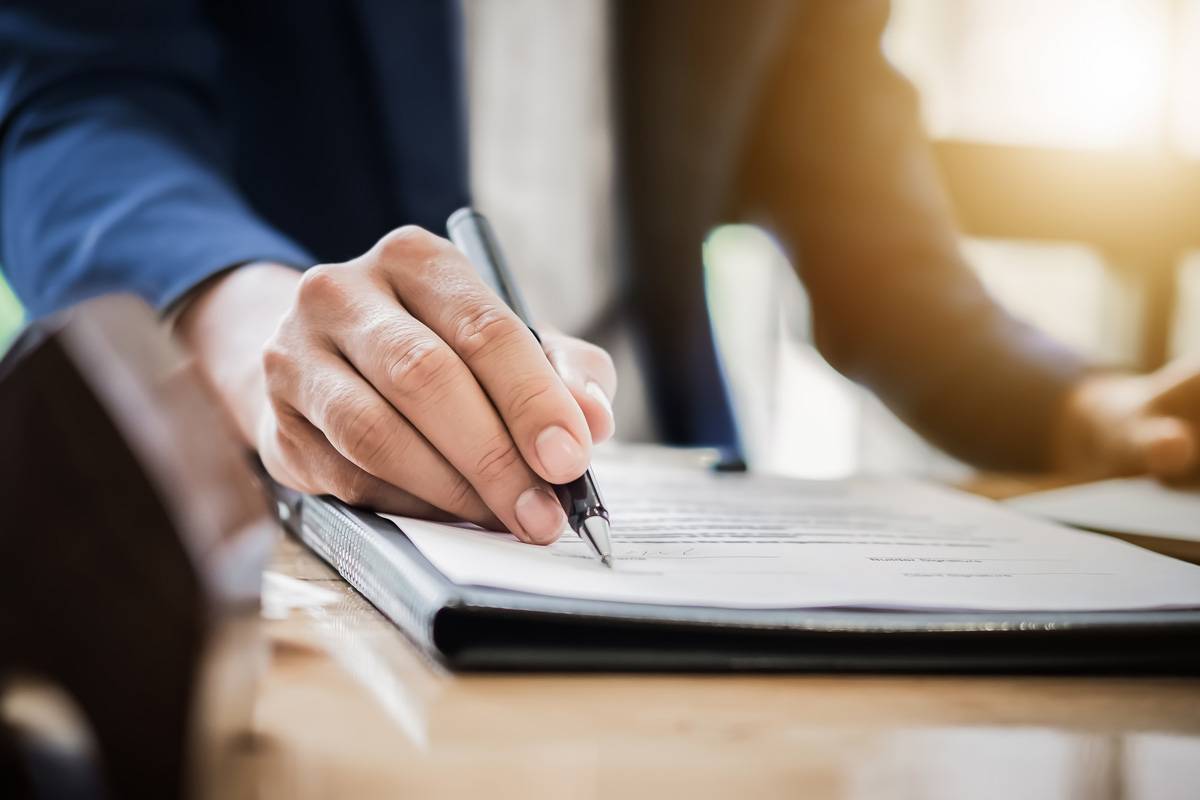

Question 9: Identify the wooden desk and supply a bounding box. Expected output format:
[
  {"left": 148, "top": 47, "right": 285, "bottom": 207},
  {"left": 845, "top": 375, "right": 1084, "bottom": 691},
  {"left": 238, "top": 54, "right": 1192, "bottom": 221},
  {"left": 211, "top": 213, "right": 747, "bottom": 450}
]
[{"left": 248, "top": 536, "right": 1200, "bottom": 799}]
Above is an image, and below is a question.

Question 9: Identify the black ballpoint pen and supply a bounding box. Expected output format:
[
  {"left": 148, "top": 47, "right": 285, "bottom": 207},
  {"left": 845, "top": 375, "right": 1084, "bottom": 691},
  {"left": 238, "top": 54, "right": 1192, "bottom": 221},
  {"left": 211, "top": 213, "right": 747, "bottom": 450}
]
[{"left": 446, "top": 207, "right": 614, "bottom": 567}]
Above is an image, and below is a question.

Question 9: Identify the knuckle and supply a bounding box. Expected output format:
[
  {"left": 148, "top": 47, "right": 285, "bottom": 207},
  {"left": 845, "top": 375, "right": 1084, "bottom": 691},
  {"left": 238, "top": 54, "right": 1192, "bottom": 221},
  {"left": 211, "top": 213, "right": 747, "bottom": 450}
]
[
  {"left": 577, "top": 340, "right": 616, "bottom": 376},
  {"left": 442, "top": 474, "right": 478, "bottom": 513},
  {"left": 331, "top": 468, "right": 374, "bottom": 507},
  {"left": 597, "top": 357, "right": 617, "bottom": 395},
  {"left": 295, "top": 264, "right": 347, "bottom": 307},
  {"left": 376, "top": 225, "right": 443, "bottom": 265},
  {"left": 384, "top": 336, "right": 459, "bottom": 400},
  {"left": 471, "top": 436, "right": 524, "bottom": 484},
  {"left": 590, "top": 344, "right": 616, "bottom": 374},
  {"left": 584, "top": 347, "right": 617, "bottom": 396},
  {"left": 271, "top": 422, "right": 301, "bottom": 459},
  {"left": 315, "top": 383, "right": 352, "bottom": 426},
  {"left": 260, "top": 340, "right": 292, "bottom": 381},
  {"left": 271, "top": 436, "right": 309, "bottom": 486},
  {"left": 269, "top": 399, "right": 301, "bottom": 437},
  {"left": 504, "top": 377, "right": 559, "bottom": 423},
  {"left": 333, "top": 402, "right": 395, "bottom": 467},
  {"left": 546, "top": 337, "right": 616, "bottom": 391},
  {"left": 451, "top": 303, "right": 527, "bottom": 362},
  {"left": 261, "top": 411, "right": 295, "bottom": 457},
  {"left": 294, "top": 265, "right": 361, "bottom": 319}
]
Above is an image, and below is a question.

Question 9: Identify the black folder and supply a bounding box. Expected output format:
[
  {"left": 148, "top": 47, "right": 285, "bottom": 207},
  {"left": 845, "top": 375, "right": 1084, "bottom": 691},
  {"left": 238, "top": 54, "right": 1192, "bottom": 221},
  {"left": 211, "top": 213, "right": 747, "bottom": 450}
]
[{"left": 276, "top": 488, "right": 1200, "bottom": 673}]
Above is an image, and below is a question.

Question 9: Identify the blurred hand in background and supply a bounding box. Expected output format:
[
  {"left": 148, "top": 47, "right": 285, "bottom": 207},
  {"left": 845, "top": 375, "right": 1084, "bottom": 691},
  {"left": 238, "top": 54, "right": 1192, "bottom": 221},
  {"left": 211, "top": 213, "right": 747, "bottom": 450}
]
[{"left": 1057, "top": 360, "right": 1200, "bottom": 482}]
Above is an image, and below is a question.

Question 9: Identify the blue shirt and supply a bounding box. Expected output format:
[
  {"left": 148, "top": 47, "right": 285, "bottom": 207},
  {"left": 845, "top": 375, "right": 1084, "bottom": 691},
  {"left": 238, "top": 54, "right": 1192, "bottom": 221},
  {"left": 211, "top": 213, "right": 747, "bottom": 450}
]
[{"left": 0, "top": 0, "right": 469, "bottom": 316}]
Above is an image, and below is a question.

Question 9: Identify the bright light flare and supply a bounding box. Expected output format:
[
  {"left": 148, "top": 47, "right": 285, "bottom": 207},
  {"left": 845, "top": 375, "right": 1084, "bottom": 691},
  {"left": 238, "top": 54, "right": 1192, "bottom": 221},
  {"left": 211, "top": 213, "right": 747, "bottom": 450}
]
[{"left": 888, "top": 0, "right": 1173, "bottom": 151}]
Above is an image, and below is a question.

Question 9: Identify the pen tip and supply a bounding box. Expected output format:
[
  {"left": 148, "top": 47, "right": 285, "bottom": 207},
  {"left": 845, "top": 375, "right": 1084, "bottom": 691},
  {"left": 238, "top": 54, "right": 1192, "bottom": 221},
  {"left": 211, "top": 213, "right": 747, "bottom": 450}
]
[{"left": 581, "top": 515, "right": 614, "bottom": 568}]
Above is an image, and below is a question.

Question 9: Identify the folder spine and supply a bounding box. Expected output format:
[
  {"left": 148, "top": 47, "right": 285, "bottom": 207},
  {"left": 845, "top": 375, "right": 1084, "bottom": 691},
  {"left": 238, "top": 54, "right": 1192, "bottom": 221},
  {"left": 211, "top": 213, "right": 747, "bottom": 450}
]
[{"left": 299, "top": 495, "right": 452, "bottom": 651}]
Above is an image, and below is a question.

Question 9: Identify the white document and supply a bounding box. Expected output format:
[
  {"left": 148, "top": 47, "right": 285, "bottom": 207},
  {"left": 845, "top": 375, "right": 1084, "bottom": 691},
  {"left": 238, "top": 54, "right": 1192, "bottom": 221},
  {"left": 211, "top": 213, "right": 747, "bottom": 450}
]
[
  {"left": 384, "top": 461, "right": 1200, "bottom": 613},
  {"left": 1008, "top": 478, "right": 1200, "bottom": 542}
]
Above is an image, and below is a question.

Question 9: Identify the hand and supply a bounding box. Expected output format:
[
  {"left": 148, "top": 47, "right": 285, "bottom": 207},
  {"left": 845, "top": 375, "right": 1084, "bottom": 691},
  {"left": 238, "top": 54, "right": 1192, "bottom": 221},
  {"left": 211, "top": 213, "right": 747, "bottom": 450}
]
[
  {"left": 175, "top": 227, "right": 617, "bottom": 543},
  {"left": 1055, "top": 360, "right": 1199, "bottom": 482}
]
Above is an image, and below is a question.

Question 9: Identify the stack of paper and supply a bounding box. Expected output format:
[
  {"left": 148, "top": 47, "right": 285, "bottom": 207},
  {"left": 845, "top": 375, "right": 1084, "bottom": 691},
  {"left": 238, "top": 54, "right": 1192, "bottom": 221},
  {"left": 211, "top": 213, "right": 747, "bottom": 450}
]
[{"left": 387, "top": 461, "right": 1200, "bottom": 613}]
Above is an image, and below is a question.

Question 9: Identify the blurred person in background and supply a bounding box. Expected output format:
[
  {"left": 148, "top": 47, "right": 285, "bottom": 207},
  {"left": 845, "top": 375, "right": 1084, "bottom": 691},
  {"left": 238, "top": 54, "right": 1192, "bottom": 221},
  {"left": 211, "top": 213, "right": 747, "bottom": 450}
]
[
  {"left": 0, "top": 0, "right": 1195, "bottom": 546},
  {"left": 612, "top": 0, "right": 1200, "bottom": 482}
]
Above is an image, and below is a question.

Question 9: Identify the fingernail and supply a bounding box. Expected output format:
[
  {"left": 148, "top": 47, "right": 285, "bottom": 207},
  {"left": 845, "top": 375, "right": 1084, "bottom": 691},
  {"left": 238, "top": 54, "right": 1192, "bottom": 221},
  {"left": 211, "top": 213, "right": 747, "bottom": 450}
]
[
  {"left": 535, "top": 425, "right": 587, "bottom": 480},
  {"left": 515, "top": 487, "right": 566, "bottom": 544},
  {"left": 586, "top": 381, "right": 614, "bottom": 424}
]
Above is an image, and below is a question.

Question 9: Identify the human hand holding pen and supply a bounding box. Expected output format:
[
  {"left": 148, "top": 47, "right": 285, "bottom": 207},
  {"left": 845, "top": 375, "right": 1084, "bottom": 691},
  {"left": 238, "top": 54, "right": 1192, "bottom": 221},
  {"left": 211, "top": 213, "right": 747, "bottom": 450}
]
[
  {"left": 447, "top": 208, "right": 614, "bottom": 566},
  {"left": 175, "top": 226, "right": 617, "bottom": 544}
]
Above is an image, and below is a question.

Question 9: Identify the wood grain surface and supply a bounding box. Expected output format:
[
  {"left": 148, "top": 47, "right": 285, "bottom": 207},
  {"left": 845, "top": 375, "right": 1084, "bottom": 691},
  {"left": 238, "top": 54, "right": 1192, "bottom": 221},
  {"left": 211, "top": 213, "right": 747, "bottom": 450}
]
[{"left": 247, "top": 536, "right": 1200, "bottom": 800}]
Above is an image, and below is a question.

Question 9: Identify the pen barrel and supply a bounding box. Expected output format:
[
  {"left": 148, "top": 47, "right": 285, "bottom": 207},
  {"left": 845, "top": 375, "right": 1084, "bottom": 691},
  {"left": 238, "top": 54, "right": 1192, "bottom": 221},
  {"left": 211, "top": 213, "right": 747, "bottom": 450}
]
[
  {"left": 447, "top": 208, "right": 536, "bottom": 325},
  {"left": 553, "top": 469, "right": 608, "bottom": 530},
  {"left": 448, "top": 206, "right": 611, "bottom": 544}
]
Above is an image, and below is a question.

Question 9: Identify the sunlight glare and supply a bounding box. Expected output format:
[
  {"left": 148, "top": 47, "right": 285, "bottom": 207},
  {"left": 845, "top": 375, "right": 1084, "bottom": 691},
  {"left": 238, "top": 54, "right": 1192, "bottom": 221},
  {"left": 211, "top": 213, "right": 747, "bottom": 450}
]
[{"left": 888, "top": 0, "right": 1172, "bottom": 151}]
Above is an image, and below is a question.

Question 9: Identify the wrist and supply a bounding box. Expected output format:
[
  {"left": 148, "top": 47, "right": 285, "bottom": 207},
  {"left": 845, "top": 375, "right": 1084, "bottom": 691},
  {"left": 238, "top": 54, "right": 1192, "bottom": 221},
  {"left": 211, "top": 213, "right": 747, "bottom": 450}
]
[{"left": 175, "top": 262, "right": 304, "bottom": 445}]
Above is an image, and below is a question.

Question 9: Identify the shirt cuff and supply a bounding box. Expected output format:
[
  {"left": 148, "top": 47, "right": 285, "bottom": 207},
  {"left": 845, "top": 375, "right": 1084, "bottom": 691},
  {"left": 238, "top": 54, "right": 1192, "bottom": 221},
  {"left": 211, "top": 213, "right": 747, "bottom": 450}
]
[{"left": 153, "top": 228, "right": 314, "bottom": 319}]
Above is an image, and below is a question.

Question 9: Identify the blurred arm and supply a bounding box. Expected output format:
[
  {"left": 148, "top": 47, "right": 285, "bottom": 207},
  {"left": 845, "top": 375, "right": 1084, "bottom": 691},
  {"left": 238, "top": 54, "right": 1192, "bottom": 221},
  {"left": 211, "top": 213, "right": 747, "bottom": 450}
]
[
  {"left": 0, "top": 0, "right": 312, "bottom": 319},
  {"left": 739, "top": 0, "right": 1090, "bottom": 470}
]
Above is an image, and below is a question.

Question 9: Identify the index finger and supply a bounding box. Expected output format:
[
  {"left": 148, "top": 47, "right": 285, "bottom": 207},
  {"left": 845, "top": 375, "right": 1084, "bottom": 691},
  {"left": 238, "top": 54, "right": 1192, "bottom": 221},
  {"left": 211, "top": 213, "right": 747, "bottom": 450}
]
[{"left": 374, "top": 228, "right": 593, "bottom": 485}]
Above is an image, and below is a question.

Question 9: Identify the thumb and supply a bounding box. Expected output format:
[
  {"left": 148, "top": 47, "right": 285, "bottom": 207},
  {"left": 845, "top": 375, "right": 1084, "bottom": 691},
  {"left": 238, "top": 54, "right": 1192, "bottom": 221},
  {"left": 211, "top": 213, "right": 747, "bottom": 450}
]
[
  {"left": 1128, "top": 416, "right": 1198, "bottom": 479},
  {"left": 543, "top": 335, "right": 617, "bottom": 445}
]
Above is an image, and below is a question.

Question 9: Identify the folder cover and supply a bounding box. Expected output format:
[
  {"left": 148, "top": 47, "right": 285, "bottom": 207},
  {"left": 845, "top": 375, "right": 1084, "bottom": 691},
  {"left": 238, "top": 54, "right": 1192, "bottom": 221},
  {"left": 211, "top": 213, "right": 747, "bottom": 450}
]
[{"left": 279, "top": 489, "right": 1200, "bottom": 673}]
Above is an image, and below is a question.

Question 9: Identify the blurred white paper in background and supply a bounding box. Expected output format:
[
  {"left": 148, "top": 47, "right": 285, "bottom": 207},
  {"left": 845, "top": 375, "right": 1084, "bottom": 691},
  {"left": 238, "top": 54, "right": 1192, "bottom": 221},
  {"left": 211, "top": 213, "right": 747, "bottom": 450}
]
[{"left": 1009, "top": 478, "right": 1200, "bottom": 545}]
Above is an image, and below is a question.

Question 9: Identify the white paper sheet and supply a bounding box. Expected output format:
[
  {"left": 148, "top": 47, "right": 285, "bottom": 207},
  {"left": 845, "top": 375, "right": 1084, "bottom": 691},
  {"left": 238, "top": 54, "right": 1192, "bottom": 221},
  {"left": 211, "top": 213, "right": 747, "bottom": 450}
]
[
  {"left": 1008, "top": 478, "right": 1200, "bottom": 542},
  {"left": 383, "top": 461, "right": 1200, "bottom": 612}
]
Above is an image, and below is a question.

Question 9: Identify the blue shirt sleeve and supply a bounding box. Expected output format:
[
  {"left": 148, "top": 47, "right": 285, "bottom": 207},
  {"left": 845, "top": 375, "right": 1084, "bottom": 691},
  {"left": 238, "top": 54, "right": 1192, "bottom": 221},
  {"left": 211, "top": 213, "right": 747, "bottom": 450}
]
[{"left": 0, "top": 1, "right": 314, "bottom": 319}]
